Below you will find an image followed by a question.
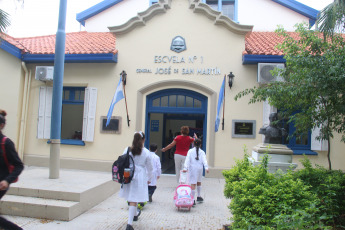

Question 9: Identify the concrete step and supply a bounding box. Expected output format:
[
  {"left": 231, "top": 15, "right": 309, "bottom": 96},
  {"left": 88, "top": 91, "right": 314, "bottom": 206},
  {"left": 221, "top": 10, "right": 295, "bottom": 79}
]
[
  {"left": 0, "top": 195, "right": 79, "bottom": 221},
  {"left": 0, "top": 167, "right": 120, "bottom": 221},
  {"left": 7, "top": 187, "right": 81, "bottom": 202}
]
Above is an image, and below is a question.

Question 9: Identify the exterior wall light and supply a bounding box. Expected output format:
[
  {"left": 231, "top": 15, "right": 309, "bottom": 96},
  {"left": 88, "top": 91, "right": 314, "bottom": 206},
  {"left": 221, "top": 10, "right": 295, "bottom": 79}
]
[
  {"left": 228, "top": 72, "right": 235, "bottom": 89},
  {"left": 121, "top": 70, "right": 127, "bottom": 85}
]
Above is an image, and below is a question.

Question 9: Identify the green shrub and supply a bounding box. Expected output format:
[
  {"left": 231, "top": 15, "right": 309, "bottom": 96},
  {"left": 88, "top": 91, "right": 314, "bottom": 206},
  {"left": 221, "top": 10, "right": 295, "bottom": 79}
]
[
  {"left": 293, "top": 156, "right": 345, "bottom": 228},
  {"left": 223, "top": 149, "right": 325, "bottom": 229},
  {"left": 223, "top": 146, "right": 252, "bottom": 199}
]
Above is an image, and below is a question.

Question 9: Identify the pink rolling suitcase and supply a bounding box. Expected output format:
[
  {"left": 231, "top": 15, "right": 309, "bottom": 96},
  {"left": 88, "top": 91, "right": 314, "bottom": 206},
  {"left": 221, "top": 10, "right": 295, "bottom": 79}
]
[{"left": 174, "top": 171, "right": 194, "bottom": 211}]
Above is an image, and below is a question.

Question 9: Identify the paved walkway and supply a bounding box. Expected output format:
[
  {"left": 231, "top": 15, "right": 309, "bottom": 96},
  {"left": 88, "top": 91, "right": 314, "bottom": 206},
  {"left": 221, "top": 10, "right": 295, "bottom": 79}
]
[{"left": 4, "top": 172, "right": 231, "bottom": 230}]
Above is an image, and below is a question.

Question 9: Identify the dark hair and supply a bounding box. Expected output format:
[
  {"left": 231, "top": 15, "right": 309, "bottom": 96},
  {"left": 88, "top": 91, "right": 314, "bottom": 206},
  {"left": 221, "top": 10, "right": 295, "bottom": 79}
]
[
  {"left": 149, "top": 143, "right": 158, "bottom": 152},
  {"left": 131, "top": 132, "right": 145, "bottom": 156},
  {"left": 194, "top": 138, "right": 202, "bottom": 160},
  {"left": 181, "top": 126, "right": 189, "bottom": 135},
  {"left": 0, "top": 110, "right": 7, "bottom": 125}
]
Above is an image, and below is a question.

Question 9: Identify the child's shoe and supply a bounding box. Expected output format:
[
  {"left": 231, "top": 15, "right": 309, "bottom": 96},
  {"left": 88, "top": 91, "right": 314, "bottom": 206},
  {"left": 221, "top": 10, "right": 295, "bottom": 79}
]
[
  {"left": 138, "top": 202, "right": 146, "bottom": 209},
  {"left": 197, "top": 197, "right": 204, "bottom": 202},
  {"left": 133, "top": 208, "right": 141, "bottom": 221},
  {"left": 126, "top": 224, "right": 134, "bottom": 230}
]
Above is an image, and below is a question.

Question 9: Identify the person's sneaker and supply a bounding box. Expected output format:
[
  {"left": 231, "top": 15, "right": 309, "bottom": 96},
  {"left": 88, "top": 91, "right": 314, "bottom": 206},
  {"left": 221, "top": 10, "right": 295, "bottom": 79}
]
[
  {"left": 133, "top": 208, "right": 141, "bottom": 221},
  {"left": 126, "top": 224, "right": 134, "bottom": 230},
  {"left": 197, "top": 197, "right": 204, "bottom": 202},
  {"left": 149, "top": 195, "right": 152, "bottom": 202}
]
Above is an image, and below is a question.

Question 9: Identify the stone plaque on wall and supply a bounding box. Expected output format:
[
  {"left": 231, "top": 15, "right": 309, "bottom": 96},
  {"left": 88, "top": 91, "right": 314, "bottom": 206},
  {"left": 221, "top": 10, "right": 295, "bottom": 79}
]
[
  {"left": 232, "top": 120, "right": 256, "bottom": 138},
  {"left": 100, "top": 116, "right": 121, "bottom": 134}
]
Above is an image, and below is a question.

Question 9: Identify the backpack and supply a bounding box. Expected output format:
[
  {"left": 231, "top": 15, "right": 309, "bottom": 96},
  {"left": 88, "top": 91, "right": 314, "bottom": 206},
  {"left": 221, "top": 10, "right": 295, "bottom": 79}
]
[
  {"left": 112, "top": 147, "right": 135, "bottom": 187},
  {"left": 1, "top": 137, "right": 18, "bottom": 183}
]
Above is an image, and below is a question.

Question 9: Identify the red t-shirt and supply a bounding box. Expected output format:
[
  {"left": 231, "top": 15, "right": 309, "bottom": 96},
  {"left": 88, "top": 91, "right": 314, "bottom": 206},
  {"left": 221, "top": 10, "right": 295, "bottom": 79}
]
[{"left": 174, "top": 135, "right": 194, "bottom": 156}]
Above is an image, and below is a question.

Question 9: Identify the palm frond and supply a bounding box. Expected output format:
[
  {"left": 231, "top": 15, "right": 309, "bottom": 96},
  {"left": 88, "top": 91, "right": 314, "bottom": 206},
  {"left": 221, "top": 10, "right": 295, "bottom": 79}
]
[
  {"left": 317, "top": 0, "right": 345, "bottom": 40},
  {"left": 0, "top": 9, "right": 11, "bottom": 34}
]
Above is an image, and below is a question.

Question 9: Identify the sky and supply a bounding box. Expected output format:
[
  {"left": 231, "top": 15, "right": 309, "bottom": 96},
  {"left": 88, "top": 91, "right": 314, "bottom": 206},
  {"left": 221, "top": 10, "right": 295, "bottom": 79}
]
[{"left": 0, "top": 0, "right": 334, "bottom": 38}]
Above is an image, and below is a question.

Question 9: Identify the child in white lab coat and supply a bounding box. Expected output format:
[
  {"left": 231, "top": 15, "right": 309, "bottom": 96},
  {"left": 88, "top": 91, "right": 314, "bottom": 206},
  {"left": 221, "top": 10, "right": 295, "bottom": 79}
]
[
  {"left": 148, "top": 143, "right": 161, "bottom": 202},
  {"left": 183, "top": 138, "right": 209, "bottom": 206},
  {"left": 119, "top": 132, "right": 153, "bottom": 230}
]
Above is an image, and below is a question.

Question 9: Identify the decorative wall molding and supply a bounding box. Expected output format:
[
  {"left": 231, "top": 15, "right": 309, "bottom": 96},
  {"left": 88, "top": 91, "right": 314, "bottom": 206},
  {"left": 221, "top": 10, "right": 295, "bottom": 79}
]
[
  {"left": 108, "top": 0, "right": 171, "bottom": 35},
  {"left": 108, "top": 0, "right": 252, "bottom": 35},
  {"left": 193, "top": 2, "right": 253, "bottom": 35}
]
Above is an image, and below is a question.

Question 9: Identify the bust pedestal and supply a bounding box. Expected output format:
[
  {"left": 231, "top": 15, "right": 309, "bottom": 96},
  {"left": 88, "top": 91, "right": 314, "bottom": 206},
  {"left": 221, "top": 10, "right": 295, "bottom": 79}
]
[{"left": 250, "top": 143, "right": 297, "bottom": 173}]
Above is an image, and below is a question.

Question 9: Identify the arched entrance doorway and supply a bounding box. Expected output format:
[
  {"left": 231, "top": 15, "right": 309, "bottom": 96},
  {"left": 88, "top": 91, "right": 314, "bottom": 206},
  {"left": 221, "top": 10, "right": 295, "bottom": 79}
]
[{"left": 145, "top": 88, "right": 208, "bottom": 174}]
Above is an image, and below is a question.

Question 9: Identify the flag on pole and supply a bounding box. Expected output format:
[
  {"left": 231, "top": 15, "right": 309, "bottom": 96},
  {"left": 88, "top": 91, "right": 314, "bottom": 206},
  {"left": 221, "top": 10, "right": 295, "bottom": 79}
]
[
  {"left": 215, "top": 77, "right": 225, "bottom": 132},
  {"left": 106, "top": 76, "right": 125, "bottom": 126}
]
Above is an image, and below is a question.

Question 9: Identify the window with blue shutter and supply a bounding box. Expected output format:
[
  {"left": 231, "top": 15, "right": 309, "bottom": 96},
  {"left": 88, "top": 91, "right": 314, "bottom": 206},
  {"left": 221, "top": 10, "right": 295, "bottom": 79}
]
[{"left": 278, "top": 111, "right": 316, "bottom": 155}]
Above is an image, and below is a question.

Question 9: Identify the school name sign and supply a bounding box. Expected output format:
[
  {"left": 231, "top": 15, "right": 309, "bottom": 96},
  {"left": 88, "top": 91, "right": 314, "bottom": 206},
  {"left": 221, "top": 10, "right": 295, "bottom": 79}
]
[{"left": 136, "top": 55, "right": 221, "bottom": 75}]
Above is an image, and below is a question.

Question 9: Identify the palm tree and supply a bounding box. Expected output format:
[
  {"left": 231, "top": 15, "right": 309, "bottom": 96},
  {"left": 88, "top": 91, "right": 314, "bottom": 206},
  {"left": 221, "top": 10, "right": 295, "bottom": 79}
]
[
  {"left": 317, "top": 0, "right": 345, "bottom": 39},
  {"left": 0, "top": 0, "right": 25, "bottom": 35},
  {"left": 0, "top": 9, "right": 11, "bottom": 34}
]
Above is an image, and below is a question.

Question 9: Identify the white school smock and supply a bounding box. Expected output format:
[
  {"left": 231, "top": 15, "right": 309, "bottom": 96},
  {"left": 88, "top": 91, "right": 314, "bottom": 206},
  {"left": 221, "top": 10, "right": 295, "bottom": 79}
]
[
  {"left": 148, "top": 151, "right": 161, "bottom": 186},
  {"left": 118, "top": 147, "right": 153, "bottom": 202},
  {"left": 183, "top": 147, "right": 208, "bottom": 184}
]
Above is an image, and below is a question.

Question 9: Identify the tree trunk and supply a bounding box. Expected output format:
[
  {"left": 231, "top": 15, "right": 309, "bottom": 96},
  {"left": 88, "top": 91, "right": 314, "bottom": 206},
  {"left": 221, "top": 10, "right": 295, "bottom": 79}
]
[{"left": 327, "top": 138, "right": 331, "bottom": 170}]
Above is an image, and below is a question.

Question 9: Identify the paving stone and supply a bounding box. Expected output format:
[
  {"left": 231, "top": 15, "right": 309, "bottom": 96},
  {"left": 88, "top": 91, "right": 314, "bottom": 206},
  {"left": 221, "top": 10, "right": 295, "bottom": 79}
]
[{"left": 3, "top": 173, "right": 232, "bottom": 230}]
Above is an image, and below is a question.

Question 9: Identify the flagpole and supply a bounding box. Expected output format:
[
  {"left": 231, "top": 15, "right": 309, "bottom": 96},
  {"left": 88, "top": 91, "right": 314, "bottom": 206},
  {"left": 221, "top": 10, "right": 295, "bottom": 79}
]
[
  {"left": 222, "top": 75, "right": 225, "bottom": 130},
  {"left": 49, "top": 0, "right": 67, "bottom": 179},
  {"left": 121, "top": 71, "right": 130, "bottom": 127}
]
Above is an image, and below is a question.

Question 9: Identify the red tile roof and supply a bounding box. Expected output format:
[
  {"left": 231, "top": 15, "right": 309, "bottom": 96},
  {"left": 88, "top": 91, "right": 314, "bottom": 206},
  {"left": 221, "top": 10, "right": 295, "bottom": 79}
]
[
  {"left": 3, "top": 31, "right": 331, "bottom": 57},
  {"left": 244, "top": 32, "right": 301, "bottom": 55},
  {"left": 1, "top": 33, "right": 20, "bottom": 47},
  {"left": 1, "top": 31, "right": 117, "bottom": 55}
]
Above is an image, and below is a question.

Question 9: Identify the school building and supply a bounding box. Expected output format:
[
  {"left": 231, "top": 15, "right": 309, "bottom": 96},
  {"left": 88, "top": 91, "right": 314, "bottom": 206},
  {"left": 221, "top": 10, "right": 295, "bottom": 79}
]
[{"left": 0, "top": 0, "right": 344, "bottom": 177}]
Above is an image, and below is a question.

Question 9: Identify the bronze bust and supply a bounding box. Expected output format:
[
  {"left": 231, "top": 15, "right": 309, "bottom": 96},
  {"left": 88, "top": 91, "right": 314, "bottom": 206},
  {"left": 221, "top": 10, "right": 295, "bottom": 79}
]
[{"left": 259, "top": 112, "right": 286, "bottom": 144}]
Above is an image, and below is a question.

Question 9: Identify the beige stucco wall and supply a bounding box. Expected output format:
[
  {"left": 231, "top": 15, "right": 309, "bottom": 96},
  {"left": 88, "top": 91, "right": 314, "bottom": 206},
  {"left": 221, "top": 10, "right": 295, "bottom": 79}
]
[
  {"left": 0, "top": 49, "right": 24, "bottom": 148},
  {"left": 24, "top": 63, "right": 121, "bottom": 161},
  {"left": 11, "top": 0, "right": 345, "bottom": 173},
  {"left": 21, "top": 0, "right": 261, "bottom": 169},
  {"left": 85, "top": 0, "right": 150, "bottom": 32},
  {"left": 112, "top": 0, "right": 262, "bottom": 169}
]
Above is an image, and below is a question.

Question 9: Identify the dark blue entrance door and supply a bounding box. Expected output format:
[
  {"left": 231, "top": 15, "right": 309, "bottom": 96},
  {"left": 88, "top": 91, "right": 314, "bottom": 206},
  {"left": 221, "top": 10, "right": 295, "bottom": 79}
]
[{"left": 145, "top": 88, "right": 208, "bottom": 151}]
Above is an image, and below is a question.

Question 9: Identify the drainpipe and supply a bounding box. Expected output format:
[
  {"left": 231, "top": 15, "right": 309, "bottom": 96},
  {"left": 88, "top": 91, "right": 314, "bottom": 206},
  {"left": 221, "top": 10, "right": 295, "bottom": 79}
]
[
  {"left": 22, "top": 66, "right": 32, "bottom": 160},
  {"left": 19, "top": 62, "right": 30, "bottom": 159}
]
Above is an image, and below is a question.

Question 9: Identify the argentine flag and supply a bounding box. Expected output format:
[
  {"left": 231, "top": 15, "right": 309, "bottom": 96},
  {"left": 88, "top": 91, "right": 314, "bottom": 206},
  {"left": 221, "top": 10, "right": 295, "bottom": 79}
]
[
  {"left": 106, "top": 76, "right": 125, "bottom": 126},
  {"left": 215, "top": 77, "right": 225, "bottom": 132}
]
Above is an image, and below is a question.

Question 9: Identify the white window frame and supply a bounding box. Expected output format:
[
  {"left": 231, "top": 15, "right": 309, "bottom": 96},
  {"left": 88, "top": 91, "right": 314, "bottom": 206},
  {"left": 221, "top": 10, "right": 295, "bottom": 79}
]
[
  {"left": 37, "top": 86, "right": 97, "bottom": 143},
  {"left": 37, "top": 86, "right": 53, "bottom": 139},
  {"left": 82, "top": 87, "right": 97, "bottom": 142}
]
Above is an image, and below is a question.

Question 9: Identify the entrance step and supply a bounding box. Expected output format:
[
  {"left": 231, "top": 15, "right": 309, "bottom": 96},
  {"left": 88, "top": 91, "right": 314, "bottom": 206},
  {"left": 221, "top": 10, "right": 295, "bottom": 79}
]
[
  {"left": 0, "top": 195, "right": 79, "bottom": 221},
  {"left": 0, "top": 167, "right": 120, "bottom": 221}
]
